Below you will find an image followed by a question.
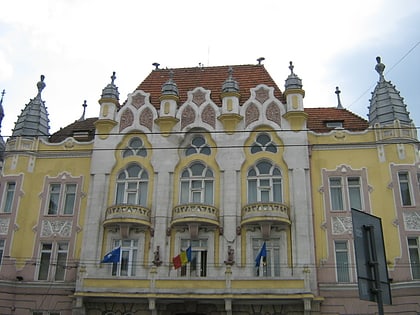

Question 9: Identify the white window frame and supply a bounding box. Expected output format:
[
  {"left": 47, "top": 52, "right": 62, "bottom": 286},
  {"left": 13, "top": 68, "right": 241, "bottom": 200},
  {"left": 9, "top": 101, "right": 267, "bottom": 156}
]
[
  {"left": 247, "top": 161, "right": 282, "bottom": 204},
  {"left": 408, "top": 237, "right": 420, "bottom": 279},
  {"left": 253, "top": 239, "right": 281, "bottom": 277},
  {"left": 398, "top": 171, "right": 413, "bottom": 206},
  {"left": 329, "top": 176, "right": 363, "bottom": 211},
  {"left": 115, "top": 164, "right": 148, "bottom": 206},
  {"left": 37, "top": 242, "right": 69, "bottom": 281},
  {"left": 1, "top": 181, "right": 16, "bottom": 213},
  {"left": 180, "top": 238, "right": 208, "bottom": 278},
  {"left": 180, "top": 162, "right": 214, "bottom": 205},
  {"left": 46, "top": 183, "right": 77, "bottom": 215},
  {"left": 111, "top": 239, "right": 138, "bottom": 277},
  {"left": 334, "top": 240, "right": 351, "bottom": 282}
]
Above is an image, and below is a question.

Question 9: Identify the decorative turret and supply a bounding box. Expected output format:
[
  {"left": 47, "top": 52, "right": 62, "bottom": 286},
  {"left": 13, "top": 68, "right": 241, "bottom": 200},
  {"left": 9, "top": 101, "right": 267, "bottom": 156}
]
[
  {"left": 368, "top": 56, "right": 412, "bottom": 126},
  {"left": 155, "top": 70, "right": 180, "bottom": 137},
  {"left": 283, "top": 62, "right": 307, "bottom": 131},
  {"left": 219, "top": 67, "right": 242, "bottom": 134},
  {"left": 95, "top": 72, "right": 120, "bottom": 139},
  {"left": 11, "top": 75, "right": 50, "bottom": 139}
]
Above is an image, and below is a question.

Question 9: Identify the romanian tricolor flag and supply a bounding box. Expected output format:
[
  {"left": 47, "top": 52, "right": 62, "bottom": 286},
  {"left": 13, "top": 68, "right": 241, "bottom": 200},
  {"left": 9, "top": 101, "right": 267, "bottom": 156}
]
[{"left": 173, "top": 246, "right": 192, "bottom": 269}]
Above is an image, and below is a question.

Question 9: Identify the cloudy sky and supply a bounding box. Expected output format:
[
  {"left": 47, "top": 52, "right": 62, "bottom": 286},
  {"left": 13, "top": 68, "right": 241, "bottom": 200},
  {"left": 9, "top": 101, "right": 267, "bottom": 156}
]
[{"left": 1, "top": 0, "right": 419, "bottom": 138}]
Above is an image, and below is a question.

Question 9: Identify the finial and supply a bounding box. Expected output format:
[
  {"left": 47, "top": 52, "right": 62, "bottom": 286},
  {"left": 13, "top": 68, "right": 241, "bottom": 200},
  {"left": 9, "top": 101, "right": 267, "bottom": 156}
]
[
  {"left": 228, "top": 66, "right": 233, "bottom": 78},
  {"left": 110, "top": 72, "right": 116, "bottom": 85},
  {"left": 37, "top": 75, "right": 46, "bottom": 96},
  {"left": 257, "top": 57, "right": 265, "bottom": 65},
  {"left": 169, "top": 70, "right": 174, "bottom": 80},
  {"left": 375, "top": 56, "right": 385, "bottom": 79},
  {"left": 78, "top": 100, "right": 87, "bottom": 121},
  {"left": 0, "top": 89, "right": 5, "bottom": 106},
  {"left": 152, "top": 62, "right": 160, "bottom": 70},
  {"left": 289, "top": 61, "right": 295, "bottom": 74},
  {"left": 335, "top": 86, "right": 343, "bottom": 109}
]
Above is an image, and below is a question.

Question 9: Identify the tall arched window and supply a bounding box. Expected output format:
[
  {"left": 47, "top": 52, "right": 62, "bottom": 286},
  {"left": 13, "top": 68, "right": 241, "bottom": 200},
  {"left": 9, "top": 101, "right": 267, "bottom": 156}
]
[
  {"left": 180, "top": 162, "right": 214, "bottom": 204},
  {"left": 115, "top": 164, "right": 148, "bottom": 206},
  {"left": 247, "top": 161, "right": 282, "bottom": 203}
]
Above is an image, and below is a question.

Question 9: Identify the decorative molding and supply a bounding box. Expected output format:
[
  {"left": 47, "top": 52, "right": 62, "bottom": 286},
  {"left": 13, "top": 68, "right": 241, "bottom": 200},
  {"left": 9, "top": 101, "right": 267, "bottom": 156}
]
[
  {"left": 331, "top": 216, "right": 352, "bottom": 235},
  {"left": 41, "top": 219, "right": 73, "bottom": 237},
  {"left": 403, "top": 211, "right": 420, "bottom": 231}
]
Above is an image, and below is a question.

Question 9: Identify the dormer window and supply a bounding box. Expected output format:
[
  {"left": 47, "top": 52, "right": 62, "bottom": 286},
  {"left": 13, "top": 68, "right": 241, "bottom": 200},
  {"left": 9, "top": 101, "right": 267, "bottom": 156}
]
[{"left": 325, "top": 121, "right": 343, "bottom": 129}]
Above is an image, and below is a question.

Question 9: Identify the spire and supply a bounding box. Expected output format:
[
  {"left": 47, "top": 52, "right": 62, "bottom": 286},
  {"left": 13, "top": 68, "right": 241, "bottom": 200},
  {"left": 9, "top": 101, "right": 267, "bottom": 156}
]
[
  {"left": 0, "top": 89, "right": 5, "bottom": 162},
  {"left": 0, "top": 89, "right": 5, "bottom": 130},
  {"left": 222, "top": 66, "right": 239, "bottom": 93},
  {"left": 335, "top": 86, "right": 343, "bottom": 109},
  {"left": 368, "top": 56, "right": 412, "bottom": 126},
  {"left": 101, "top": 72, "right": 119, "bottom": 101},
  {"left": 11, "top": 75, "right": 50, "bottom": 139},
  {"left": 161, "top": 70, "right": 179, "bottom": 97},
  {"left": 285, "top": 61, "right": 303, "bottom": 90},
  {"left": 78, "top": 100, "right": 87, "bottom": 121}
]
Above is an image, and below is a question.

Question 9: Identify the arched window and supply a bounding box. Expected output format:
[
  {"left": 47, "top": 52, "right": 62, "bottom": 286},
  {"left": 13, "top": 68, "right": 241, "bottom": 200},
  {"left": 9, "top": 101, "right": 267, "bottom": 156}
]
[
  {"left": 247, "top": 161, "right": 282, "bottom": 203},
  {"left": 185, "top": 135, "right": 211, "bottom": 156},
  {"left": 180, "top": 162, "right": 214, "bottom": 204},
  {"left": 115, "top": 164, "right": 148, "bottom": 206},
  {"left": 251, "top": 133, "right": 277, "bottom": 154},
  {"left": 123, "top": 137, "right": 147, "bottom": 158}
]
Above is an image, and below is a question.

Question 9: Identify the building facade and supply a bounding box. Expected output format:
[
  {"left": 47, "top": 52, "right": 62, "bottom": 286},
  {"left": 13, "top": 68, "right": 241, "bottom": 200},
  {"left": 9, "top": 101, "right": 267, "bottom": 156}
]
[{"left": 0, "top": 58, "right": 419, "bottom": 315}]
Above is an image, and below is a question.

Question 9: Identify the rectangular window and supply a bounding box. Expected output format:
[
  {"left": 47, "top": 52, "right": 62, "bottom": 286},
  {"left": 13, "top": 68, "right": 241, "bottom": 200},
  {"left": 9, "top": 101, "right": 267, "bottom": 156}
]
[
  {"left": 335, "top": 240, "right": 350, "bottom": 282},
  {"left": 47, "top": 183, "right": 77, "bottom": 215},
  {"left": 253, "top": 239, "right": 280, "bottom": 277},
  {"left": 408, "top": 237, "right": 420, "bottom": 279},
  {"left": 180, "top": 239, "right": 208, "bottom": 277},
  {"left": 329, "top": 176, "right": 363, "bottom": 211},
  {"left": 348, "top": 177, "right": 362, "bottom": 210},
  {"left": 329, "top": 177, "right": 344, "bottom": 210},
  {"left": 399, "top": 172, "right": 413, "bottom": 206},
  {"left": 1, "top": 181, "right": 16, "bottom": 213},
  {"left": 0, "top": 239, "right": 5, "bottom": 265},
  {"left": 38, "top": 242, "right": 68, "bottom": 281},
  {"left": 111, "top": 239, "right": 138, "bottom": 276}
]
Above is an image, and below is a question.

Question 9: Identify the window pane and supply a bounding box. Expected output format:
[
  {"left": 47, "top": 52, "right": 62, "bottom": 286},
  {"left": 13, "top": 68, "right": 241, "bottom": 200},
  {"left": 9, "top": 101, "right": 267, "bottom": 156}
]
[
  {"left": 408, "top": 238, "right": 420, "bottom": 279},
  {"left": 38, "top": 244, "right": 52, "bottom": 280},
  {"left": 335, "top": 241, "right": 350, "bottom": 282},
  {"left": 55, "top": 252, "right": 67, "bottom": 281},
  {"left": 399, "top": 172, "right": 412, "bottom": 206},
  {"left": 204, "top": 181, "right": 213, "bottom": 204},
  {"left": 0, "top": 239, "right": 4, "bottom": 265},
  {"left": 3, "top": 182, "right": 16, "bottom": 213},
  {"left": 120, "top": 250, "right": 129, "bottom": 276},
  {"left": 192, "top": 136, "right": 205, "bottom": 147},
  {"left": 116, "top": 183, "right": 125, "bottom": 204},
  {"left": 180, "top": 181, "right": 189, "bottom": 203},
  {"left": 256, "top": 134, "right": 270, "bottom": 146},
  {"left": 63, "top": 184, "right": 76, "bottom": 214},
  {"left": 257, "top": 161, "right": 272, "bottom": 174},
  {"left": 191, "top": 163, "right": 205, "bottom": 176},
  {"left": 139, "top": 182, "right": 148, "bottom": 206},
  {"left": 48, "top": 184, "right": 60, "bottom": 215},
  {"left": 248, "top": 179, "right": 257, "bottom": 203},
  {"left": 273, "top": 178, "right": 282, "bottom": 202},
  {"left": 329, "top": 178, "right": 343, "bottom": 211}
]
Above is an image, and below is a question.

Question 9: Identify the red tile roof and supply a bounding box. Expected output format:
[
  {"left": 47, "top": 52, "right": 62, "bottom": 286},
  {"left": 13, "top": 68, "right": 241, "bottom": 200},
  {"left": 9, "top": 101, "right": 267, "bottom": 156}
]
[
  {"left": 304, "top": 107, "right": 369, "bottom": 132},
  {"left": 133, "top": 64, "right": 285, "bottom": 108}
]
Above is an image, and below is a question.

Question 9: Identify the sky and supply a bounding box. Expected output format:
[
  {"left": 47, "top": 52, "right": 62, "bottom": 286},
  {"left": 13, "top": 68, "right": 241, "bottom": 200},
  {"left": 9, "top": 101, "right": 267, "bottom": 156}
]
[{"left": 0, "top": 0, "right": 419, "bottom": 138}]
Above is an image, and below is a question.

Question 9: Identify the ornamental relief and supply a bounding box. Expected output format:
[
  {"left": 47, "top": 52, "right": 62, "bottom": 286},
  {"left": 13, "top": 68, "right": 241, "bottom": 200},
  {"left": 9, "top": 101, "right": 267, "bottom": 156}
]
[
  {"left": 201, "top": 105, "right": 216, "bottom": 128},
  {"left": 119, "top": 108, "right": 134, "bottom": 131},
  {"left": 139, "top": 107, "right": 153, "bottom": 131},
  {"left": 266, "top": 102, "right": 281, "bottom": 126},
  {"left": 332, "top": 216, "right": 352, "bottom": 235},
  {"left": 41, "top": 220, "right": 73, "bottom": 237},
  {"left": 0, "top": 218, "right": 10, "bottom": 235},
  {"left": 403, "top": 211, "right": 420, "bottom": 231},
  {"left": 131, "top": 93, "right": 146, "bottom": 109},
  {"left": 181, "top": 105, "right": 196, "bottom": 130},
  {"left": 245, "top": 103, "right": 259, "bottom": 127},
  {"left": 255, "top": 86, "right": 269, "bottom": 104}
]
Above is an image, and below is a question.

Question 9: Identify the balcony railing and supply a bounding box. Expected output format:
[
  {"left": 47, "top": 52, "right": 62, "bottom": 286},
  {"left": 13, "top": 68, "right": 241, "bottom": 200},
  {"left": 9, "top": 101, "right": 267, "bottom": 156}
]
[
  {"left": 241, "top": 202, "right": 290, "bottom": 226},
  {"left": 103, "top": 204, "right": 152, "bottom": 228},
  {"left": 171, "top": 204, "right": 220, "bottom": 227}
]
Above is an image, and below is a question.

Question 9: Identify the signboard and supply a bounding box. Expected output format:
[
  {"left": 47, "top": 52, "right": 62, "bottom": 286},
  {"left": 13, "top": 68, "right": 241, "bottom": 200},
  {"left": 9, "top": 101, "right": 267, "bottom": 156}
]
[{"left": 351, "top": 209, "right": 392, "bottom": 305}]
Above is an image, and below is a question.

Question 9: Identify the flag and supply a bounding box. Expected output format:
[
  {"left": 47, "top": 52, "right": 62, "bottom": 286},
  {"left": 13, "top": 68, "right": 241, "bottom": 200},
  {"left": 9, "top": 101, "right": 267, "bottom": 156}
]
[
  {"left": 173, "top": 246, "right": 192, "bottom": 269},
  {"left": 101, "top": 246, "right": 121, "bottom": 263},
  {"left": 255, "top": 242, "right": 267, "bottom": 267}
]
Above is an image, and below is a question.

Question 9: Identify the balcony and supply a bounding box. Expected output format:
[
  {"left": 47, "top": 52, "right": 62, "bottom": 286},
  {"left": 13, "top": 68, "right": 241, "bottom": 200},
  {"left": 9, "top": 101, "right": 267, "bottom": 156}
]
[
  {"left": 103, "top": 204, "right": 152, "bottom": 230},
  {"left": 171, "top": 204, "right": 220, "bottom": 228},
  {"left": 241, "top": 202, "right": 290, "bottom": 227}
]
